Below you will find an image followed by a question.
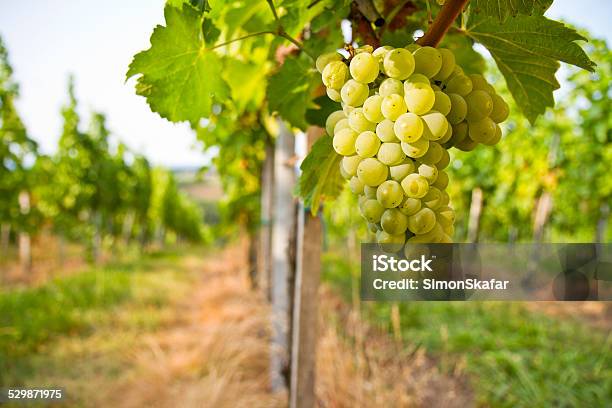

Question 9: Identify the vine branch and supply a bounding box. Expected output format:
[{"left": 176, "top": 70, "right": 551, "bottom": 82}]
[
  {"left": 206, "top": 31, "right": 275, "bottom": 51},
  {"left": 416, "top": 0, "right": 469, "bottom": 47}
]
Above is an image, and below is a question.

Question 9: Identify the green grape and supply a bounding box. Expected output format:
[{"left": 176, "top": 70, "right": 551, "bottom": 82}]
[
  {"left": 436, "top": 148, "right": 450, "bottom": 169},
  {"left": 446, "top": 93, "right": 467, "bottom": 124},
  {"left": 377, "top": 142, "right": 405, "bottom": 166},
  {"left": 483, "top": 124, "right": 502, "bottom": 146},
  {"left": 431, "top": 84, "right": 441, "bottom": 91},
  {"left": 367, "top": 222, "right": 379, "bottom": 233},
  {"left": 403, "top": 242, "right": 431, "bottom": 261},
  {"left": 445, "top": 121, "right": 468, "bottom": 148},
  {"left": 355, "top": 131, "right": 381, "bottom": 158},
  {"left": 364, "top": 185, "right": 378, "bottom": 199},
  {"left": 432, "top": 170, "right": 448, "bottom": 190},
  {"left": 448, "top": 65, "right": 464, "bottom": 79},
  {"left": 398, "top": 196, "right": 421, "bottom": 216},
  {"left": 413, "top": 222, "right": 445, "bottom": 243},
  {"left": 373, "top": 46, "right": 393, "bottom": 68},
  {"left": 421, "top": 111, "right": 449, "bottom": 141},
  {"left": 438, "top": 122, "right": 453, "bottom": 144},
  {"left": 404, "top": 83, "right": 435, "bottom": 115},
  {"left": 436, "top": 206, "right": 455, "bottom": 228},
  {"left": 405, "top": 44, "right": 420, "bottom": 52},
  {"left": 432, "top": 91, "right": 451, "bottom": 116},
  {"left": 375, "top": 119, "right": 399, "bottom": 142},
  {"left": 316, "top": 52, "right": 342, "bottom": 73},
  {"left": 355, "top": 45, "right": 374, "bottom": 54},
  {"left": 341, "top": 155, "right": 362, "bottom": 177},
  {"left": 403, "top": 74, "right": 430, "bottom": 91},
  {"left": 379, "top": 78, "right": 404, "bottom": 97},
  {"left": 357, "top": 157, "right": 388, "bottom": 186},
  {"left": 490, "top": 94, "right": 509, "bottom": 123},
  {"left": 419, "top": 142, "right": 443, "bottom": 165},
  {"left": 349, "top": 176, "right": 364, "bottom": 194},
  {"left": 383, "top": 48, "right": 415, "bottom": 80},
  {"left": 360, "top": 198, "right": 385, "bottom": 223},
  {"left": 333, "top": 118, "right": 350, "bottom": 135},
  {"left": 407, "top": 207, "right": 436, "bottom": 234},
  {"left": 401, "top": 173, "right": 429, "bottom": 198},
  {"left": 422, "top": 187, "right": 443, "bottom": 210},
  {"left": 413, "top": 46, "right": 442, "bottom": 78},
  {"left": 342, "top": 103, "right": 354, "bottom": 116},
  {"left": 322, "top": 61, "right": 348, "bottom": 90},
  {"left": 333, "top": 128, "right": 358, "bottom": 156},
  {"left": 381, "top": 208, "right": 409, "bottom": 235},
  {"left": 401, "top": 137, "right": 429, "bottom": 158},
  {"left": 349, "top": 52, "right": 379, "bottom": 83},
  {"left": 441, "top": 223, "right": 454, "bottom": 237},
  {"left": 445, "top": 74, "right": 473, "bottom": 96},
  {"left": 394, "top": 112, "right": 423, "bottom": 143},
  {"left": 358, "top": 194, "right": 367, "bottom": 208},
  {"left": 465, "top": 90, "right": 493, "bottom": 122},
  {"left": 376, "top": 180, "right": 404, "bottom": 208},
  {"left": 439, "top": 190, "right": 450, "bottom": 207},
  {"left": 432, "top": 48, "right": 455, "bottom": 81},
  {"left": 455, "top": 135, "right": 479, "bottom": 151},
  {"left": 363, "top": 95, "right": 384, "bottom": 123},
  {"left": 348, "top": 108, "right": 376, "bottom": 132},
  {"left": 326, "top": 110, "right": 345, "bottom": 136},
  {"left": 326, "top": 87, "right": 341, "bottom": 102},
  {"left": 339, "top": 164, "right": 350, "bottom": 180},
  {"left": 468, "top": 74, "right": 495, "bottom": 95},
  {"left": 418, "top": 163, "right": 438, "bottom": 184},
  {"left": 381, "top": 94, "right": 408, "bottom": 121},
  {"left": 468, "top": 117, "right": 496, "bottom": 143},
  {"left": 341, "top": 79, "right": 369, "bottom": 107},
  {"left": 389, "top": 160, "right": 415, "bottom": 181},
  {"left": 376, "top": 230, "right": 405, "bottom": 251}
]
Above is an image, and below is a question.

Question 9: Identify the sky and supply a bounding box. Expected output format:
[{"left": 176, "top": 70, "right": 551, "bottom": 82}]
[{"left": 0, "top": 0, "right": 610, "bottom": 168}]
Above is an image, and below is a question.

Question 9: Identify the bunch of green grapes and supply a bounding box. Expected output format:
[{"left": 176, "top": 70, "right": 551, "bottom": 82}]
[{"left": 317, "top": 44, "right": 508, "bottom": 249}]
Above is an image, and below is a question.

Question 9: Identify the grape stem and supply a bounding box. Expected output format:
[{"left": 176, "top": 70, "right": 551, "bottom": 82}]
[{"left": 416, "top": 0, "right": 470, "bottom": 47}]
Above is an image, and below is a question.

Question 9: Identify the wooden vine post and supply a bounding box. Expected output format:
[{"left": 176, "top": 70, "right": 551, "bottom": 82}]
[{"left": 290, "top": 126, "right": 325, "bottom": 408}]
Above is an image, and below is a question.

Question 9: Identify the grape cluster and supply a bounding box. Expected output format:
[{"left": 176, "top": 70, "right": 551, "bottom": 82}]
[{"left": 317, "top": 44, "right": 508, "bottom": 248}]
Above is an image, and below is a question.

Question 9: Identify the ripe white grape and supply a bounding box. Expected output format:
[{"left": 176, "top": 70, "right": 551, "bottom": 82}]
[
  {"left": 445, "top": 74, "right": 473, "bottom": 96},
  {"left": 389, "top": 160, "right": 415, "bottom": 181},
  {"left": 404, "top": 82, "right": 435, "bottom": 115},
  {"left": 362, "top": 95, "right": 384, "bottom": 123},
  {"left": 394, "top": 113, "right": 423, "bottom": 143},
  {"left": 468, "top": 74, "right": 495, "bottom": 95},
  {"left": 446, "top": 121, "right": 468, "bottom": 147},
  {"left": 377, "top": 142, "right": 406, "bottom": 166},
  {"left": 376, "top": 119, "right": 399, "bottom": 142},
  {"left": 325, "top": 110, "right": 345, "bottom": 136},
  {"left": 326, "top": 87, "right": 341, "bottom": 102},
  {"left": 355, "top": 131, "right": 381, "bottom": 158},
  {"left": 436, "top": 206, "right": 455, "bottom": 228},
  {"left": 401, "top": 173, "right": 429, "bottom": 198},
  {"left": 433, "top": 48, "right": 455, "bottom": 81},
  {"left": 490, "top": 93, "right": 509, "bottom": 123},
  {"left": 357, "top": 157, "right": 388, "bottom": 186},
  {"left": 322, "top": 61, "right": 348, "bottom": 90},
  {"left": 316, "top": 52, "right": 342, "bottom": 73},
  {"left": 376, "top": 230, "right": 406, "bottom": 251},
  {"left": 349, "top": 176, "right": 364, "bottom": 194},
  {"left": 412, "top": 46, "right": 442, "bottom": 78},
  {"left": 333, "top": 118, "right": 350, "bottom": 135},
  {"left": 403, "top": 74, "right": 430, "bottom": 91},
  {"left": 418, "top": 163, "right": 438, "bottom": 184},
  {"left": 341, "top": 155, "right": 362, "bottom": 177},
  {"left": 398, "top": 196, "right": 421, "bottom": 216},
  {"left": 383, "top": 48, "right": 415, "bottom": 80},
  {"left": 379, "top": 78, "right": 404, "bottom": 97},
  {"left": 419, "top": 142, "right": 443, "bottom": 165},
  {"left": 381, "top": 208, "right": 409, "bottom": 235},
  {"left": 381, "top": 94, "right": 408, "bottom": 121},
  {"left": 455, "top": 134, "right": 479, "bottom": 151},
  {"left": 364, "top": 185, "right": 378, "bottom": 199},
  {"left": 360, "top": 198, "right": 385, "bottom": 223},
  {"left": 465, "top": 90, "right": 493, "bottom": 122},
  {"left": 341, "top": 79, "right": 369, "bottom": 107},
  {"left": 433, "top": 91, "right": 452, "bottom": 116},
  {"left": 348, "top": 108, "right": 376, "bottom": 132},
  {"left": 468, "top": 117, "right": 496, "bottom": 143},
  {"left": 436, "top": 148, "right": 450, "bottom": 169},
  {"left": 333, "top": 128, "right": 358, "bottom": 156},
  {"left": 422, "top": 187, "right": 443, "bottom": 210},
  {"left": 407, "top": 207, "right": 436, "bottom": 234},
  {"left": 447, "top": 93, "right": 467, "bottom": 124},
  {"left": 438, "top": 123, "right": 453, "bottom": 144},
  {"left": 401, "top": 137, "right": 429, "bottom": 158},
  {"left": 421, "top": 111, "right": 449, "bottom": 141},
  {"left": 350, "top": 52, "right": 379, "bottom": 83},
  {"left": 376, "top": 180, "right": 404, "bottom": 208},
  {"left": 483, "top": 124, "right": 502, "bottom": 146}
]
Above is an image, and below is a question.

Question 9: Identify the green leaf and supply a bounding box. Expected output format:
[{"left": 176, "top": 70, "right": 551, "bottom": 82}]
[
  {"left": 297, "top": 136, "right": 344, "bottom": 214},
  {"left": 267, "top": 56, "right": 316, "bottom": 129},
  {"left": 305, "top": 95, "right": 341, "bottom": 128},
  {"left": 223, "top": 59, "right": 267, "bottom": 112},
  {"left": 126, "top": 4, "right": 229, "bottom": 125},
  {"left": 466, "top": 15, "right": 596, "bottom": 124},
  {"left": 471, "top": 0, "right": 553, "bottom": 23}
]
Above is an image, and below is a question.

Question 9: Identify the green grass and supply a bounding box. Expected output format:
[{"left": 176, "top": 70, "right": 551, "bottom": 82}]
[
  {"left": 323, "top": 252, "right": 612, "bottom": 407},
  {"left": 0, "top": 248, "right": 199, "bottom": 386}
]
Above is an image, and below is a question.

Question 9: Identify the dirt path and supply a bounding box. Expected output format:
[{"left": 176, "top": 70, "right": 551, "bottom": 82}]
[{"left": 90, "top": 243, "right": 473, "bottom": 407}]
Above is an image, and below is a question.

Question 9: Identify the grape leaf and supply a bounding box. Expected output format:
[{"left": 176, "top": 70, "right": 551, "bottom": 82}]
[
  {"left": 466, "top": 15, "right": 596, "bottom": 124},
  {"left": 267, "top": 56, "right": 316, "bottom": 129},
  {"left": 297, "top": 135, "right": 344, "bottom": 214},
  {"left": 305, "top": 95, "right": 341, "bottom": 128},
  {"left": 471, "top": 0, "right": 553, "bottom": 23},
  {"left": 126, "top": 3, "right": 229, "bottom": 125}
]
